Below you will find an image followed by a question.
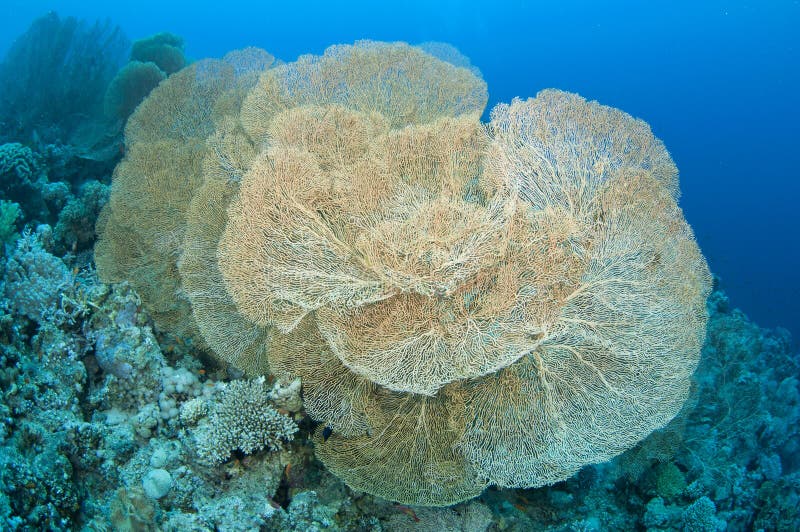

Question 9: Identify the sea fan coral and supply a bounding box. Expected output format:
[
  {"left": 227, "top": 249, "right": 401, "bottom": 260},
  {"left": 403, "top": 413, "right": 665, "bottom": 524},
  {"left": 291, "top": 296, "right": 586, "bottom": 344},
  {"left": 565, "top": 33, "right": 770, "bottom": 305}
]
[
  {"left": 95, "top": 40, "right": 710, "bottom": 506},
  {"left": 0, "top": 12, "right": 127, "bottom": 145},
  {"left": 130, "top": 32, "right": 186, "bottom": 75},
  {"left": 103, "top": 61, "right": 167, "bottom": 122}
]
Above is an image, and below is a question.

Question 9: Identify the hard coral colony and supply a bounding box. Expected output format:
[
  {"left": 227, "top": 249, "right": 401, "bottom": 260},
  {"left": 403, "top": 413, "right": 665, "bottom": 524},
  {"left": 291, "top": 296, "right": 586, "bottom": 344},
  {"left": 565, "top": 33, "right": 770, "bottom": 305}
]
[{"left": 95, "top": 41, "right": 711, "bottom": 506}]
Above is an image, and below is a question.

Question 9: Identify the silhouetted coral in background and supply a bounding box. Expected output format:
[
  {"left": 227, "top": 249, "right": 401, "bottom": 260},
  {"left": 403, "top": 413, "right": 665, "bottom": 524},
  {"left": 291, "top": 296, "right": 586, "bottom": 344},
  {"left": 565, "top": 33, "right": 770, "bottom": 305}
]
[
  {"left": 130, "top": 32, "right": 186, "bottom": 75},
  {"left": 0, "top": 13, "right": 127, "bottom": 147},
  {"left": 103, "top": 32, "right": 189, "bottom": 125},
  {"left": 103, "top": 61, "right": 167, "bottom": 123}
]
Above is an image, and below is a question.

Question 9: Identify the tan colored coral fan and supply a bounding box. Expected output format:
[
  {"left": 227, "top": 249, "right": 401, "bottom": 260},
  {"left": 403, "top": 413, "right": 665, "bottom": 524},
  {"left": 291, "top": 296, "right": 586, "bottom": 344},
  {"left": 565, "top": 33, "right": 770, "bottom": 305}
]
[
  {"left": 95, "top": 40, "right": 710, "bottom": 507},
  {"left": 95, "top": 51, "right": 274, "bottom": 343}
]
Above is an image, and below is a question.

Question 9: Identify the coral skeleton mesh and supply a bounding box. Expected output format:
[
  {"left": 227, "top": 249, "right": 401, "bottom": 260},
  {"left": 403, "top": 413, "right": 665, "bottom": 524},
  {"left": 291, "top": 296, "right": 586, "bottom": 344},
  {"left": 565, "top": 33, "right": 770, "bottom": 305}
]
[{"left": 96, "top": 40, "right": 711, "bottom": 506}]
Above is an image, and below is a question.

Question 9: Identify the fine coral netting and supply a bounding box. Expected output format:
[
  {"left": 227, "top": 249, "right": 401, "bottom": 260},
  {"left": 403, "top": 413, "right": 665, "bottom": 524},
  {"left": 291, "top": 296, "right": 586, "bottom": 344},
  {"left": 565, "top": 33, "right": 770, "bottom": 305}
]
[{"left": 95, "top": 40, "right": 711, "bottom": 506}]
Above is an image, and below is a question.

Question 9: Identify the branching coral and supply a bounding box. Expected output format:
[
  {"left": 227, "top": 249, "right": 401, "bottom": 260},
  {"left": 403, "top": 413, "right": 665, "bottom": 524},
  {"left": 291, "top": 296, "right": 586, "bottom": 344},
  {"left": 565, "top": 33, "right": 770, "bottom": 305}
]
[
  {"left": 193, "top": 378, "right": 298, "bottom": 464},
  {"left": 95, "top": 40, "right": 710, "bottom": 506}
]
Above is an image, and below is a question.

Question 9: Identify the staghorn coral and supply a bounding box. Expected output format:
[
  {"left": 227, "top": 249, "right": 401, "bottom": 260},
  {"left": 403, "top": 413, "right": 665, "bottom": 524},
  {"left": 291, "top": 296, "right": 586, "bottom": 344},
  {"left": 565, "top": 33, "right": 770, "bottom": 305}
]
[{"left": 95, "top": 40, "right": 710, "bottom": 506}]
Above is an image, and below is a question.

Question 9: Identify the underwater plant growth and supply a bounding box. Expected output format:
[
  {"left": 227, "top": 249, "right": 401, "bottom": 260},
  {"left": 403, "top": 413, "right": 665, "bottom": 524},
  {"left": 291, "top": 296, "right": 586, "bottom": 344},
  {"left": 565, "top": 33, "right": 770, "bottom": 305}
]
[{"left": 95, "top": 40, "right": 711, "bottom": 506}]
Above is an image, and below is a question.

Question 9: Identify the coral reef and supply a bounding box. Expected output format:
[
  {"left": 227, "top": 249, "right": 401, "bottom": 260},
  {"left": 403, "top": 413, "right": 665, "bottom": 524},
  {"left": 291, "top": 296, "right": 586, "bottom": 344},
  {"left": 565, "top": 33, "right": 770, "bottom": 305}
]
[
  {"left": 0, "top": 232, "right": 297, "bottom": 529},
  {"left": 0, "top": 28, "right": 796, "bottom": 531},
  {"left": 0, "top": 167, "right": 797, "bottom": 532},
  {"left": 95, "top": 40, "right": 709, "bottom": 506},
  {"left": 0, "top": 142, "right": 111, "bottom": 259}
]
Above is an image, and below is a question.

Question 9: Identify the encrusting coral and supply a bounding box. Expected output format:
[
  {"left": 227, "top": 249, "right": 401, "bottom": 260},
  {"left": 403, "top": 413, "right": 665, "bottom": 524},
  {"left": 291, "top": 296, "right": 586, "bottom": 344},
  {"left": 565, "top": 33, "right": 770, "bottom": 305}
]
[{"left": 95, "top": 40, "right": 711, "bottom": 506}]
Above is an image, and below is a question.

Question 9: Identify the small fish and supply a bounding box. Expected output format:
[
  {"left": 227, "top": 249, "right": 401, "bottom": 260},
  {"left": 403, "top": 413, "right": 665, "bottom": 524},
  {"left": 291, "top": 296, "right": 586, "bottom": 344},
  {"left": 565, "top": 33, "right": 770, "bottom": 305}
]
[
  {"left": 394, "top": 504, "right": 420, "bottom": 522},
  {"left": 284, "top": 463, "right": 292, "bottom": 479},
  {"left": 322, "top": 426, "right": 333, "bottom": 441}
]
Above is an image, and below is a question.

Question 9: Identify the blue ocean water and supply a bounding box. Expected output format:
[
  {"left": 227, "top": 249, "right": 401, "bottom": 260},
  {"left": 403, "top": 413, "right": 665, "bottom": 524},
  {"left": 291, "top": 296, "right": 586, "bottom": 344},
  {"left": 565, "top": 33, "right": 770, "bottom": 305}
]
[
  {"left": 2, "top": 0, "right": 798, "bottom": 341},
  {"left": 0, "top": 2, "right": 798, "bottom": 530}
]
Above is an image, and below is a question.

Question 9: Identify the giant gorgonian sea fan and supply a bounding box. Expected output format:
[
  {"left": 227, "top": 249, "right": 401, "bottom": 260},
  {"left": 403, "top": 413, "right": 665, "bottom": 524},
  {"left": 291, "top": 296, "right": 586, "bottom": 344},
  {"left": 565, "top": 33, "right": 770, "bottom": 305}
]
[{"left": 95, "top": 41, "right": 711, "bottom": 506}]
